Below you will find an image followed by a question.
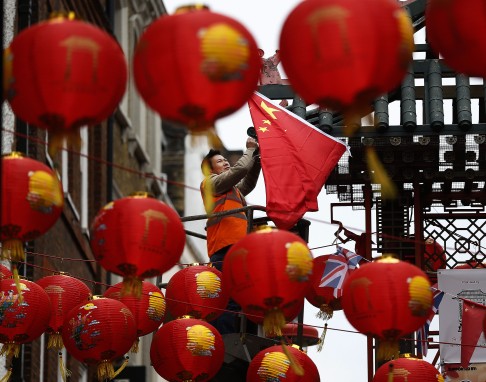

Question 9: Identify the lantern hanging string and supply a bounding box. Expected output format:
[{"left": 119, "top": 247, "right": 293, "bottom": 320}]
[
  {"left": 4, "top": 126, "right": 483, "bottom": 256},
  {"left": 14, "top": 258, "right": 486, "bottom": 352}
]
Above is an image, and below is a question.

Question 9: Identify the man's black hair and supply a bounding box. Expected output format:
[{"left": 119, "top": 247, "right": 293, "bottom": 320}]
[{"left": 201, "top": 149, "right": 221, "bottom": 172}]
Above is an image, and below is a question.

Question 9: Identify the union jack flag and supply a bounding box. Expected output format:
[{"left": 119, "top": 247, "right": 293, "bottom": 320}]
[
  {"left": 318, "top": 246, "right": 363, "bottom": 298},
  {"left": 416, "top": 285, "right": 444, "bottom": 357}
]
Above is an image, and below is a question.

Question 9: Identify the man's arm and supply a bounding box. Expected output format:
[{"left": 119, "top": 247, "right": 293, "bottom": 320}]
[
  {"left": 236, "top": 154, "right": 261, "bottom": 196},
  {"left": 210, "top": 148, "right": 258, "bottom": 194}
]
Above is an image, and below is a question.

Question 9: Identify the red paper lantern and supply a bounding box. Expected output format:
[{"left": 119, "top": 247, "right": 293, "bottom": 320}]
[
  {"left": 279, "top": 0, "right": 413, "bottom": 113},
  {"left": 341, "top": 256, "right": 433, "bottom": 360},
  {"left": 0, "top": 265, "right": 12, "bottom": 279},
  {"left": 62, "top": 297, "right": 137, "bottom": 381},
  {"left": 104, "top": 281, "right": 166, "bottom": 352},
  {"left": 150, "top": 317, "right": 224, "bottom": 382},
  {"left": 247, "top": 344, "right": 320, "bottom": 382},
  {"left": 424, "top": 238, "right": 446, "bottom": 272},
  {"left": 36, "top": 273, "right": 91, "bottom": 349},
  {"left": 373, "top": 355, "right": 443, "bottom": 382},
  {"left": 165, "top": 264, "right": 229, "bottom": 322},
  {"left": 222, "top": 228, "right": 313, "bottom": 336},
  {"left": 426, "top": 0, "right": 486, "bottom": 78},
  {"left": 0, "top": 278, "right": 51, "bottom": 357},
  {"left": 4, "top": 14, "right": 127, "bottom": 153},
  {"left": 90, "top": 193, "right": 186, "bottom": 296},
  {"left": 306, "top": 254, "right": 343, "bottom": 320},
  {"left": 266, "top": 323, "right": 320, "bottom": 348},
  {"left": 133, "top": 5, "right": 260, "bottom": 132},
  {"left": 1, "top": 152, "right": 63, "bottom": 262}
]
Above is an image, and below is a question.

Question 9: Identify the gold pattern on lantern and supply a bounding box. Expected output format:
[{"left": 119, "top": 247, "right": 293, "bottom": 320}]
[
  {"left": 285, "top": 242, "right": 313, "bottom": 282},
  {"left": 195, "top": 271, "right": 221, "bottom": 298},
  {"left": 186, "top": 325, "right": 215, "bottom": 356},
  {"left": 141, "top": 209, "right": 168, "bottom": 247},
  {"left": 27, "top": 170, "right": 63, "bottom": 210},
  {"left": 147, "top": 291, "right": 166, "bottom": 321},
  {"left": 60, "top": 36, "right": 100, "bottom": 84},
  {"left": 258, "top": 351, "right": 290, "bottom": 380},
  {"left": 407, "top": 276, "right": 432, "bottom": 316},
  {"left": 199, "top": 23, "right": 250, "bottom": 81}
]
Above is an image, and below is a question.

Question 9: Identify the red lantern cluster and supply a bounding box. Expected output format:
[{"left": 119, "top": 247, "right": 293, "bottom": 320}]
[
  {"left": 165, "top": 264, "right": 229, "bottom": 322},
  {"left": 426, "top": 0, "right": 486, "bottom": 78},
  {"left": 373, "top": 356, "right": 443, "bottom": 382},
  {"left": 90, "top": 193, "right": 186, "bottom": 296},
  {"left": 306, "top": 254, "right": 343, "bottom": 320},
  {"left": 223, "top": 228, "right": 313, "bottom": 336},
  {"left": 0, "top": 278, "right": 51, "bottom": 357},
  {"left": 150, "top": 317, "right": 224, "bottom": 381},
  {"left": 1, "top": 152, "right": 63, "bottom": 262},
  {"left": 36, "top": 273, "right": 91, "bottom": 349},
  {"left": 247, "top": 344, "right": 320, "bottom": 382},
  {"left": 133, "top": 5, "right": 260, "bottom": 132},
  {"left": 279, "top": 0, "right": 414, "bottom": 113},
  {"left": 104, "top": 281, "right": 166, "bottom": 352},
  {"left": 5, "top": 15, "right": 127, "bottom": 153},
  {"left": 62, "top": 297, "right": 137, "bottom": 381},
  {"left": 341, "top": 256, "right": 433, "bottom": 360}
]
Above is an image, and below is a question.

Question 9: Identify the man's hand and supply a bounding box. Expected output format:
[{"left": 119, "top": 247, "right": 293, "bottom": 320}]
[{"left": 246, "top": 137, "right": 259, "bottom": 149}]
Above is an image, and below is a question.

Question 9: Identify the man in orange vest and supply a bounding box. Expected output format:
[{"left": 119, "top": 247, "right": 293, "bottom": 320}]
[
  {"left": 200, "top": 136, "right": 261, "bottom": 267},
  {"left": 200, "top": 136, "right": 261, "bottom": 333}
]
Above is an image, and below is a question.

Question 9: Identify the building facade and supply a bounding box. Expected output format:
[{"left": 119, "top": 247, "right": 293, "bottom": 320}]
[{"left": 1, "top": 1, "right": 202, "bottom": 381}]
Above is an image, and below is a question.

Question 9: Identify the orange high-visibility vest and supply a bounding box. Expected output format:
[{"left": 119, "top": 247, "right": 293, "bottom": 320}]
[{"left": 201, "top": 179, "right": 248, "bottom": 257}]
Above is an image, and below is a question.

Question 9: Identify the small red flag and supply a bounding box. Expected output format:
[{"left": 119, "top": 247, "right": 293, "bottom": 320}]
[
  {"left": 248, "top": 92, "right": 348, "bottom": 229},
  {"left": 461, "top": 299, "right": 486, "bottom": 367}
]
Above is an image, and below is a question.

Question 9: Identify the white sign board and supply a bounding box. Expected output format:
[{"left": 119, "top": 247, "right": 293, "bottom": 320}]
[{"left": 438, "top": 269, "right": 486, "bottom": 364}]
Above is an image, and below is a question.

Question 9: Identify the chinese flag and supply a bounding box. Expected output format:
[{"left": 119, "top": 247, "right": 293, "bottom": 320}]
[
  {"left": 248, "top": 92, "right": 347, "bottom": 229},
  {"left": 461, "top": 299, "right": 486, "bottom": 367}
]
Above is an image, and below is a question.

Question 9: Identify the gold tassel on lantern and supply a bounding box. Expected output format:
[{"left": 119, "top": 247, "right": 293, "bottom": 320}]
[
  {"left": 112, "top": 356, "right": 129, "bottom": 379},
  {"left": 47, "top": 129, "right": 82, "bottom": 159},
  {"left": 97, "top": 360, "right": 115, "bottom": 382},
  {"left": 189, "top": 127, "right": 223, "bottom": 150},
  {"left": 202, "top": 127, "right": 223, "bottom": 149},
  {"left": 263, "top": 307, "right": 286, "bottom": 337},
  {"left": 11, "top": 266, "right": 23, "bottom": 304},
  {"left": 131, "top": 338, "right": 140, "bottom": 353},
  {"left": 58, "top": 352, "right": 72, "bottom": 382},
  {"left": 365, "top": 147, "right": 397, "bottom": 199},
  {"left": 316, "top": 304, "right": 333, "bottom": 321},
  {"left": 0, "top": 367, "right": 12, "bottom": 382},
  {"left": 280, "top": 342, "right": 304, "bottom": 376},
  {"left": 121, "top": 276, "right": 142, "bottom": 298},
  {"left": 317, "top": 323, "right": 328, "bottom": 352},
  {"left": 48, "top": 332, "right": 64, "bottom": 350},
  {"left": 377, "top": 339, "right": 400, "bottom": 362},
  {"left": 1, "top": 239, "right": 24, "bottom": 262},
  {"left": 0, "top": 343, "right": 20, "bottom": 358}
]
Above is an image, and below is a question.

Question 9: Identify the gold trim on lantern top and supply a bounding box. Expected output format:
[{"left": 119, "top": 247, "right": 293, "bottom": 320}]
[{"left": 175, "top": 4, "right": 210, "bottom": 14}]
